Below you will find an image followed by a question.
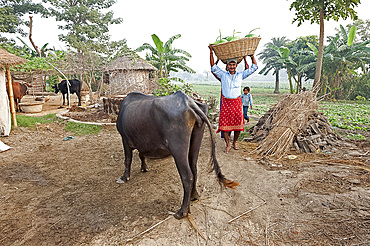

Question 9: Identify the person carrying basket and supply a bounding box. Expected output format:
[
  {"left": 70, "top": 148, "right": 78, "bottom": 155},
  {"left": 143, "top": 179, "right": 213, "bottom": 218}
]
[{"left": 209, "top": 45, "right": 258, "bottom": 153}]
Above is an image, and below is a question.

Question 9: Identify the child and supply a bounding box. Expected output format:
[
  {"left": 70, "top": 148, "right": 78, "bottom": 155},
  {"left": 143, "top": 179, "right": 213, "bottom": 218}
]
[{"left": 241, "top": 86, "right": 253, "bottom": 122}]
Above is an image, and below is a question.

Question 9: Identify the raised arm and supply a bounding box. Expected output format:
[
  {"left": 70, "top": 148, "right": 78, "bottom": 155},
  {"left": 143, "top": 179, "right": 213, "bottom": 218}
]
[
  {"left": 243, "top": 56, "right": 250, "bottom": 70},
  {"left": 241, "top": 55, "right": 258, "bottom": 79},
  {"left": 250, "top": 54, "right": 257, "bottom": 65},
  {"left": 209, "top": 45, "right": 215, "bottom": 67}
]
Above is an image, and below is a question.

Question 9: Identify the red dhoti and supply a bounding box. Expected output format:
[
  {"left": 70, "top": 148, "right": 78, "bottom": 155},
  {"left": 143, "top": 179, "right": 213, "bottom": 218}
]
[{"left": 217, "top": 95, "right": 245, "bottom": 133}]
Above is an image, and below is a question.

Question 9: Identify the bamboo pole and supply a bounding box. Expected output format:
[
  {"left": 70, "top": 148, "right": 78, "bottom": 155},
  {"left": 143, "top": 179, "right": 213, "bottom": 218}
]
[{"left": 6, "top": 67, "right": 17, "bottom": 128}]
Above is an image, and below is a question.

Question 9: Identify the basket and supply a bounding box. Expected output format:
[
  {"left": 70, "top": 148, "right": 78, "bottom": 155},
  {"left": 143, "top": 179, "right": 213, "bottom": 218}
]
[{"left": 211, "top": 37, "right": 261, "bottom": 64}]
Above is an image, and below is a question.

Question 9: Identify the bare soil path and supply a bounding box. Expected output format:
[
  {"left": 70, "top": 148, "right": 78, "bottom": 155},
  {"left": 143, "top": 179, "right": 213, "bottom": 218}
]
[{"left": 0, "top": 95, "right": 369, "bottom": 245}]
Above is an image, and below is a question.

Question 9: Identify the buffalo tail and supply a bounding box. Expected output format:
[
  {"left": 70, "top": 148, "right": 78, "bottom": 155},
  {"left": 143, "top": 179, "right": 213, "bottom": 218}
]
[{"left": 189, "top": 100, "right": 239, "bottom": 189}]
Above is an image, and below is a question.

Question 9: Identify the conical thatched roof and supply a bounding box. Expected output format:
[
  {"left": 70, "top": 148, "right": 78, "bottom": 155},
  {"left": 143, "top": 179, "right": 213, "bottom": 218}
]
[
  {"left": 105, "top": 56, "right": 157, "bottom": 71},
  {"left": 0, "top": 48, "right": 26, "bottom": 67}
]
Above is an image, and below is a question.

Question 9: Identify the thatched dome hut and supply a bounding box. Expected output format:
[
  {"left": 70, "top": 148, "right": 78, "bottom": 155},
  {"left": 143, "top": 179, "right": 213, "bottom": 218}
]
[
  {"left": 104, "top": 56, "right": 158, "bottom": 95},
  {"left": 0, "top": 48, "right": 27, "bottom": 67},
  {"left": 0, "top": 48, "right": 26, "bottom": 136}
]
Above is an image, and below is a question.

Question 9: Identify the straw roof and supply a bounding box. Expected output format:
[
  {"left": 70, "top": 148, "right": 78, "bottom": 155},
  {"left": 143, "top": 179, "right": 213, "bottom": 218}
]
[
  {"left": 105, "top": 56, "right": 157, "bottom": 71},
  {"left": 0, "top": 48, "right": 26, "bottom": 67}
]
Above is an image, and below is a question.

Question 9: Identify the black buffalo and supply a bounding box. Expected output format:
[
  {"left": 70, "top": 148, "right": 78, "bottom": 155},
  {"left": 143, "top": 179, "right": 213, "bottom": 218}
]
[
  {"left": 116, "top": 91, "right": 238, "bottom": 219},
  {"left": 54, "top": 79, "right": 81, "bottom": 106}
]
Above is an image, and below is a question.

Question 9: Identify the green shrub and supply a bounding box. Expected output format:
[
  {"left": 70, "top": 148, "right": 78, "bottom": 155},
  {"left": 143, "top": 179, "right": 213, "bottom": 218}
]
[
  {"left": 154, "top": 77, "right": 193, "bottom": 97},
  {"left": 349, "top": 73, "right": 370, "bottom": 100}
]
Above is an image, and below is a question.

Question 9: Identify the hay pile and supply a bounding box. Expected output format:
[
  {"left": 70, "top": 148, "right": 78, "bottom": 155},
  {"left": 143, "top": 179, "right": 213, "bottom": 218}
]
[{"left": 249, "top": 90, "right": 340, "bottom": 157}]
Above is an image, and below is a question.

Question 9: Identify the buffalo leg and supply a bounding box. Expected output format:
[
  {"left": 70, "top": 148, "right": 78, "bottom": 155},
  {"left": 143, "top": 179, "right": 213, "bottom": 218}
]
[
  {"left": 62, "top": 93, "right": 66, "bottom": 105},
  {"left": 76, "top": 91, "right": 81, "bottom": 106},
  {"left": 139, "top": 152, "right": 149, "bottom": 172},
  {"left": 170, "top": 137, "right": 193, "bottom": 219},
  {"left": 116, "top": 138, "right": 133, "bottom": 183},
  {"left": 188, "top": 125, "right": 205, "bottom": 202}
]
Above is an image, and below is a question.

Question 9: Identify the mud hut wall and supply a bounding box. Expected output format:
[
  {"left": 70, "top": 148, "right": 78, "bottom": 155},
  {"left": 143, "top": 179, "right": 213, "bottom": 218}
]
[
  {"left": 109, "top": 70, "right": 155, "bottom": 95},
  {"left": 9, "top": 74, "right": 44, "bottom": 94},
  {"left": 27, "top": 74, "right": 44, "bottom": 94}
]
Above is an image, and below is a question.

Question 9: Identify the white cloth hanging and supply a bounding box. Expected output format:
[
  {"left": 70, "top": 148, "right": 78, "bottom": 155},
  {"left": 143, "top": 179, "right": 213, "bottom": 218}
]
[{"left": 0, "top": 68, "right": 11, "bottom": 136}]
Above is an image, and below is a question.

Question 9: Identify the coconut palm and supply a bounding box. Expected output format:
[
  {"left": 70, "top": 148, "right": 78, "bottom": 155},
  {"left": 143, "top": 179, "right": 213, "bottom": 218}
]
[
  {"left": 136, "top": 34, "right": 195, "bottom": 78},
  {"left": 258, "top": 37, "right": 290, "bottom": 93},
  {"left": 287, "top": 36, "right": 318, "bottom": 92}
]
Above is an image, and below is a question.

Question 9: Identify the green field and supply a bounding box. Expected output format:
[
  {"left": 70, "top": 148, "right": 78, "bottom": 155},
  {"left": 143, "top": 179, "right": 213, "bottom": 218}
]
[{"left": 192, "top": 83, "right": 370, "bottom": 139}]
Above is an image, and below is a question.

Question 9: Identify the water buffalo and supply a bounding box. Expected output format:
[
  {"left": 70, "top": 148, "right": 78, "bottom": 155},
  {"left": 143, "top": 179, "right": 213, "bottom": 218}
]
[
  {"left": 54, "top": 79, "right": 81, "bottom": 106},
  {"left": 116, "top": 91, "right": 238, "bottom": 219}
]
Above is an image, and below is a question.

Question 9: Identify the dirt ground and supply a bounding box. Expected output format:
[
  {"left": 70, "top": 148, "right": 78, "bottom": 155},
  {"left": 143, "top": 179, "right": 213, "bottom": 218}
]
[{"left": 0, "top": 95, "right": 369, "bottom": 245}]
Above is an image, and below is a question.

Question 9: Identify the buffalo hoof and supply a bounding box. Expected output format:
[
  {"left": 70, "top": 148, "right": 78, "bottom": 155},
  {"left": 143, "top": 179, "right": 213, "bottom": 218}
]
[
  {"left": 191, "top": 195, "right": 199, "bottom": 202},
  {"left": 191, "top": 190, "right": 199, "bottom": 202},
  {"left": 173, "top": 210, "right": 188, "bottom": 220},
  {"left": 116, "top": 177, "right": 129, "bottom": 183},
  {"left": 141, "top": 168, "right": 149, "bottom": 172}
]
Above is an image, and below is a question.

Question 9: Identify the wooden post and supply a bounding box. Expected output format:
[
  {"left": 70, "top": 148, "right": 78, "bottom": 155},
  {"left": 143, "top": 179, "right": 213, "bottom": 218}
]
[{"left": 6, "top": 67, "right": 17, "bottom": 127}]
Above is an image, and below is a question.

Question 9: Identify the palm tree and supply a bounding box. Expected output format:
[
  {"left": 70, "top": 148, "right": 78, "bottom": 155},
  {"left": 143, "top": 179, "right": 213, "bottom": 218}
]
[
  {"left": 136, "top": 34, "right": 195, "bottom": 78},
  {"left": 287, "top": 36, "right": 318, "bottom": 92},
  {"left": 258, "top": 37, "right": 290, "bottom": 93}
]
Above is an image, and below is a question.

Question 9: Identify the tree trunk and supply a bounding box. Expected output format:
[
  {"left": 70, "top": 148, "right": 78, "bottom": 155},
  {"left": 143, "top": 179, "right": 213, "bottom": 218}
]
[
  {"left": 287, "top": 67, "right": 294, "bottom": 94},
  {"left": 6, "top": 68, "right": 17, "bottom": 128},
  {"left": 313, "top": 8, "right": 325, "bottom": 90},
  {"left": 274, "top": 69, "right": 280, "bottom": 94}
]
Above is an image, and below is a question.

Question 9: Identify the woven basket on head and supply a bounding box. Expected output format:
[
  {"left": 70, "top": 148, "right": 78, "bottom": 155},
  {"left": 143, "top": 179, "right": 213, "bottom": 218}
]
[{"left": 211, "top": 37, "right": 261, "bottom": 64}]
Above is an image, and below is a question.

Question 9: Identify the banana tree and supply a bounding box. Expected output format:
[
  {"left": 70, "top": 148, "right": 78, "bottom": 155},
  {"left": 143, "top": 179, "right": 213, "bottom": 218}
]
[
  {"left": 136, "top": 34, "right": 195, "bottom": 78},
  {"left": 308, "top": 25, "right": 370, "bottom": 98}
]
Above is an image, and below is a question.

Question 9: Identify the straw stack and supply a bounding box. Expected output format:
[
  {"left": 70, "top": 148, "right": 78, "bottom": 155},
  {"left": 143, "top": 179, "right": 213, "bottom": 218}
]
[{"left": 248, "top": 90, "right": 340, "bottom": 158}]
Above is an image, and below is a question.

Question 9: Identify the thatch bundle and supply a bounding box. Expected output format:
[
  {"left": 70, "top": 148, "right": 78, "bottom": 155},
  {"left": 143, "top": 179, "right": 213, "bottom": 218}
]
[{"left": 249, "top": 90, "right": 340, "bottom": 158}]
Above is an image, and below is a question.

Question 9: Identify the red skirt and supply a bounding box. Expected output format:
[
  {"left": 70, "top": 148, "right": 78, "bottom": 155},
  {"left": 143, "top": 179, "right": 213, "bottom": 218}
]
[{"left": 217, "top": 95, "right": 245, "bottom": 133}]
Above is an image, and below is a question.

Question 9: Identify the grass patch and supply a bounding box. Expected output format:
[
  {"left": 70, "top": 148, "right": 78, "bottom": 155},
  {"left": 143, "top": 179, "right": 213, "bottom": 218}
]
[
  {"left": 64, "top": 121, "right": 102, "bottom": 135},
  {"left": 15, "top": 113, "right": 102, "bottom": 135},
  {"left": 16, "top": 114, "right": 61, "bottom": 128}
]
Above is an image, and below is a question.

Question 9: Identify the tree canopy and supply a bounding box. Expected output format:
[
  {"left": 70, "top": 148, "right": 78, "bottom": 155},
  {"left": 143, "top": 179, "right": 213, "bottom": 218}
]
[
  {"left": 42, "top": 0, "right": 122, "bottom": 53},
  {"left": 290, "top": 0, "right": 360, "bottom": 88},
  {"left": 290, "top": 0, "right": 360, "bottom": 26},
  {"left": 0, "top": 0, "right": 46, "bottom": 39}
]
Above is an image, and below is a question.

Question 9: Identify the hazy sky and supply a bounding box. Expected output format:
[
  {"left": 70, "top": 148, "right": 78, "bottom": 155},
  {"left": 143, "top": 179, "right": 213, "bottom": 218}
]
[{"left": 9, "top": 0, "right": 370, "bottom": 73}]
